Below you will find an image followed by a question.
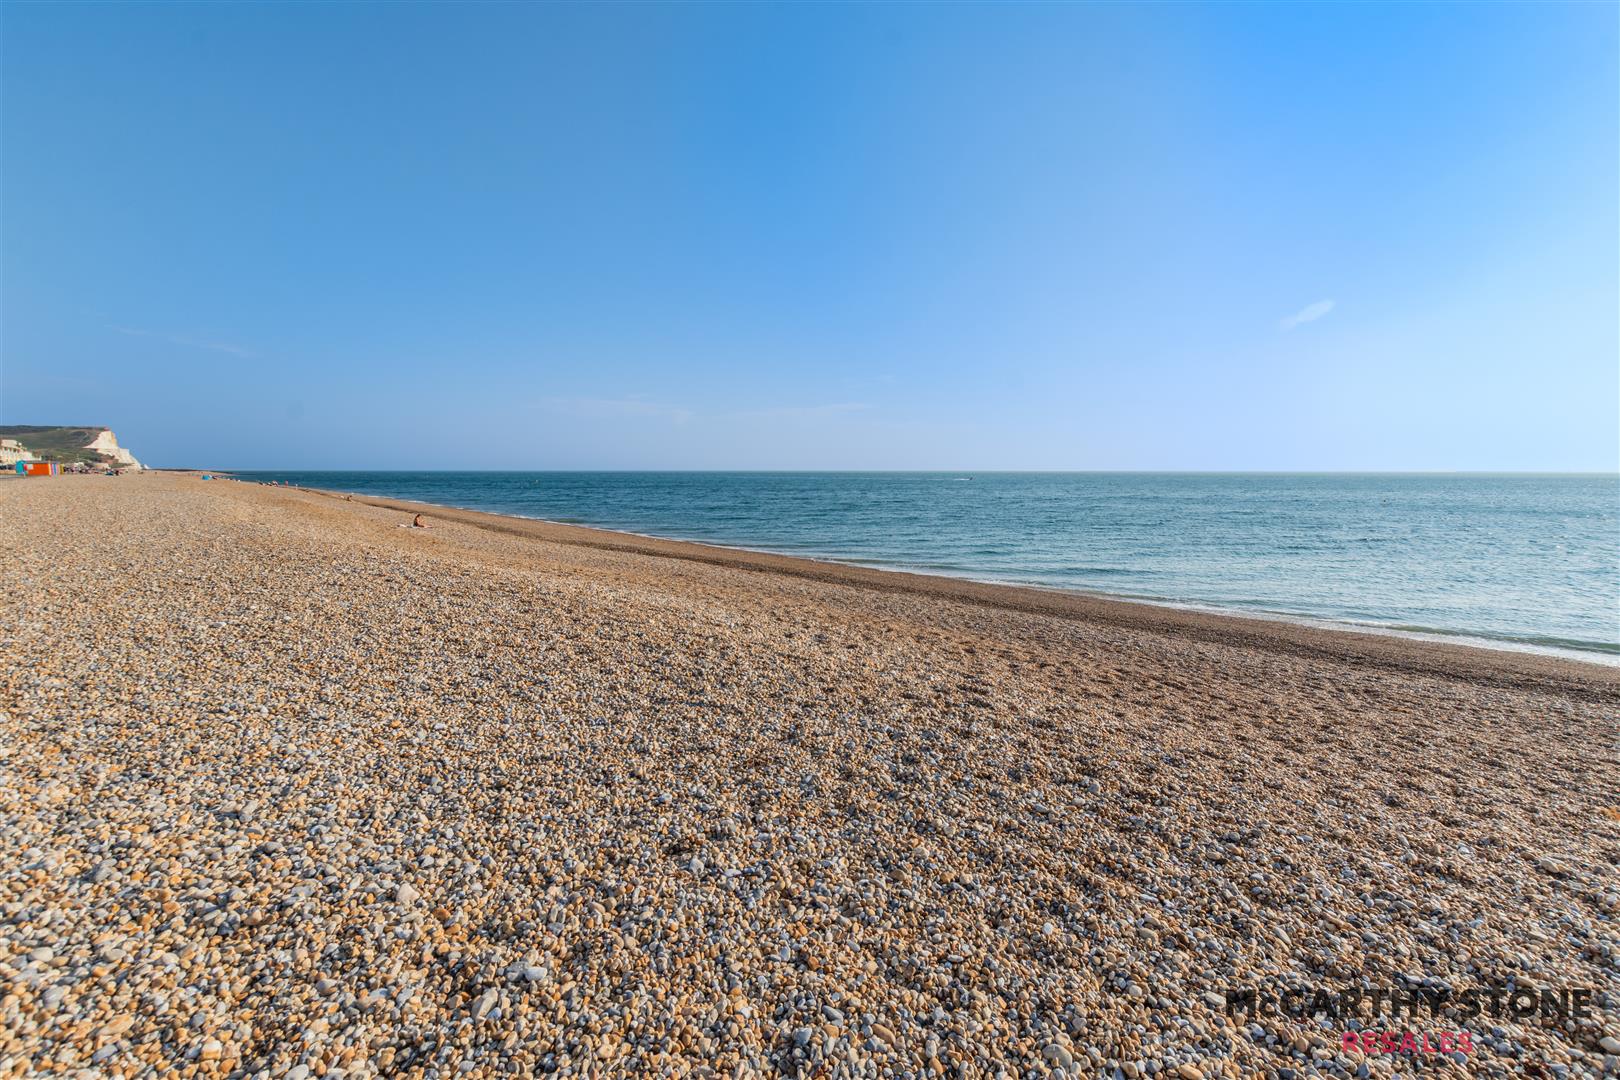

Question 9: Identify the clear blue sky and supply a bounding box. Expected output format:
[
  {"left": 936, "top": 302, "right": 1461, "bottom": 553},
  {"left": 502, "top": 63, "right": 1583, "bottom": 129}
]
[{"left": 2, "top": 3, "right": 1615, "bottom": 470}]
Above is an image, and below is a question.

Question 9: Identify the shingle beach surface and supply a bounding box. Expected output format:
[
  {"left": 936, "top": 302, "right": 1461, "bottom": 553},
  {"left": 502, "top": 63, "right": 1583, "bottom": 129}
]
[{"left": 2, "top": 474, "right": 1617, "bottom": 1079}]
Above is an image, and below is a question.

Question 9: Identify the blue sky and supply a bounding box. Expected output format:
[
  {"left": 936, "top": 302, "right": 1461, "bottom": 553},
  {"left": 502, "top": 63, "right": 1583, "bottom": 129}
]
[{"left": 2, "top": 3, "right": 1615, "bottom": 470}]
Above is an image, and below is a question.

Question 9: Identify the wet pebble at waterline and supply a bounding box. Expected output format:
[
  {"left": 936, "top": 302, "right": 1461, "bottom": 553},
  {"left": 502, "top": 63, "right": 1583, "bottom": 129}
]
[{"left": 2, "top": 475, "right": 1618, "bottom": 1079}]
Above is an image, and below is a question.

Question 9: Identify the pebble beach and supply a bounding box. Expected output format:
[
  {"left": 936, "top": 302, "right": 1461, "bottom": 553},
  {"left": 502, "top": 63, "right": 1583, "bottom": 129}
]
[{"left": 3, "top": 473, "right": 1618, "bottom": 1079}]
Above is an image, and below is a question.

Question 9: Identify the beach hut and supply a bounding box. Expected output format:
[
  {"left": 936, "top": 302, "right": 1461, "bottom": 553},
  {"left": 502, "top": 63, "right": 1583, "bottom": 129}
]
[{"left": 21, "top": 462, "right": 59, "bottom": 477}]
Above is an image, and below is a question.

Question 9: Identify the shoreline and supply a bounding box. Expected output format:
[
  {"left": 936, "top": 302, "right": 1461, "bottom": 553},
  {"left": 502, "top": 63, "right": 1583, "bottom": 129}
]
[
  {"left": 511, "top": 530, "right": 1616, "bottom": 667},
  {"left": 259, "top": 476, "right": 1620, "bottom": 697},
  {"left": 225, "top": 473, "right": 1620, "bottom": 668}
]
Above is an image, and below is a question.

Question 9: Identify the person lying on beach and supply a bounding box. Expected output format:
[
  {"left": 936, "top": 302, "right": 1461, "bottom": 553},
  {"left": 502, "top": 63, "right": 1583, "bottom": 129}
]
[{"left": 398, "top": 513, "right": 431, "bottom": 530}]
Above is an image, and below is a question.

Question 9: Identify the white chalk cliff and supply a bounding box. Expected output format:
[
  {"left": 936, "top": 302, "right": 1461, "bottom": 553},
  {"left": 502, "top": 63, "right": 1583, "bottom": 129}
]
[{"left": 86, "top": 429, "right": 143, "bottom": 469}]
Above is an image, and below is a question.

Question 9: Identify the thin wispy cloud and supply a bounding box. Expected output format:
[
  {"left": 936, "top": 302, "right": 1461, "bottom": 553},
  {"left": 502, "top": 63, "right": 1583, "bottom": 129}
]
[
  {"left": 114, "top": 325, "right": 257, "bottom": 358},
  {"left": 540, "top": 396, "right": 695, "bottom": 424},
  {"left": 541, "top": 396, "right": 875, "bottom": 426},
  {"left": 731, "top": 402, "right": 873, "bottom": 421},
  {"left": 1279, "top": 299, "right": 1335, "bottom": 332}
]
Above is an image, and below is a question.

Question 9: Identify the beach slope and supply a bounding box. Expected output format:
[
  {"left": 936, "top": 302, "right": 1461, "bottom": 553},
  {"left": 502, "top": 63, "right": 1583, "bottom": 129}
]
[{"left": 3, "top": 474, "right": 1616, "bottom": 1077}]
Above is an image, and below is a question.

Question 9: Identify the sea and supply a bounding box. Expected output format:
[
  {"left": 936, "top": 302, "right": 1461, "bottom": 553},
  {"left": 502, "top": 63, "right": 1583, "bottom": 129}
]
[{"left": 234, "top": 472, "right": 1620, "bottom": 661}]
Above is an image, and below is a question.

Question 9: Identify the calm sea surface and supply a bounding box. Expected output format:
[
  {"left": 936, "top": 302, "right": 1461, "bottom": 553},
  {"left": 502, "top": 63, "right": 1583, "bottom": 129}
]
[{"left": 236, "top": 472, "right": 1620, "bottom": 660}]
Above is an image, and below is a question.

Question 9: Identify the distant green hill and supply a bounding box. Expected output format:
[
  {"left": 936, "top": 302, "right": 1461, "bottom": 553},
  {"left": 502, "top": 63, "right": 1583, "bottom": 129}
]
[{"left": 0, "top": 425, "right": 118, "bottom": 465}]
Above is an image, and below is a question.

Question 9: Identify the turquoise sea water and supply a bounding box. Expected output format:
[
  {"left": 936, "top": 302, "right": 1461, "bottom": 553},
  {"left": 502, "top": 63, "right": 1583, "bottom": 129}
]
[{"left": 236, "top": 472, "right": 1620, "bottom": 660}]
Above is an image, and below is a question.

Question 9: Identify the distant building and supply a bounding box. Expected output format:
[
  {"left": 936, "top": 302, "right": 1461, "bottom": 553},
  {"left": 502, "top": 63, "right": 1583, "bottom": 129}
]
[{"left": 0, "top": 439, "right": 36, "bottom": 466}]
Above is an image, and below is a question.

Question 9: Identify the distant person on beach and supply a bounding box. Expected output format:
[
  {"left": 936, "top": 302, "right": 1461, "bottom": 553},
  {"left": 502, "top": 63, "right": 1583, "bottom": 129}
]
[{"left": 403, "top": 514, "right": 430, "bottom": 529}]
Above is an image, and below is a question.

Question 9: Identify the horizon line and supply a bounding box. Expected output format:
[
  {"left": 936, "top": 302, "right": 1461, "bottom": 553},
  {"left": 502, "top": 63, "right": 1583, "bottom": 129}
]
[{"left": 174, "top": 467, "right": 1620, "bottom": 476}]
